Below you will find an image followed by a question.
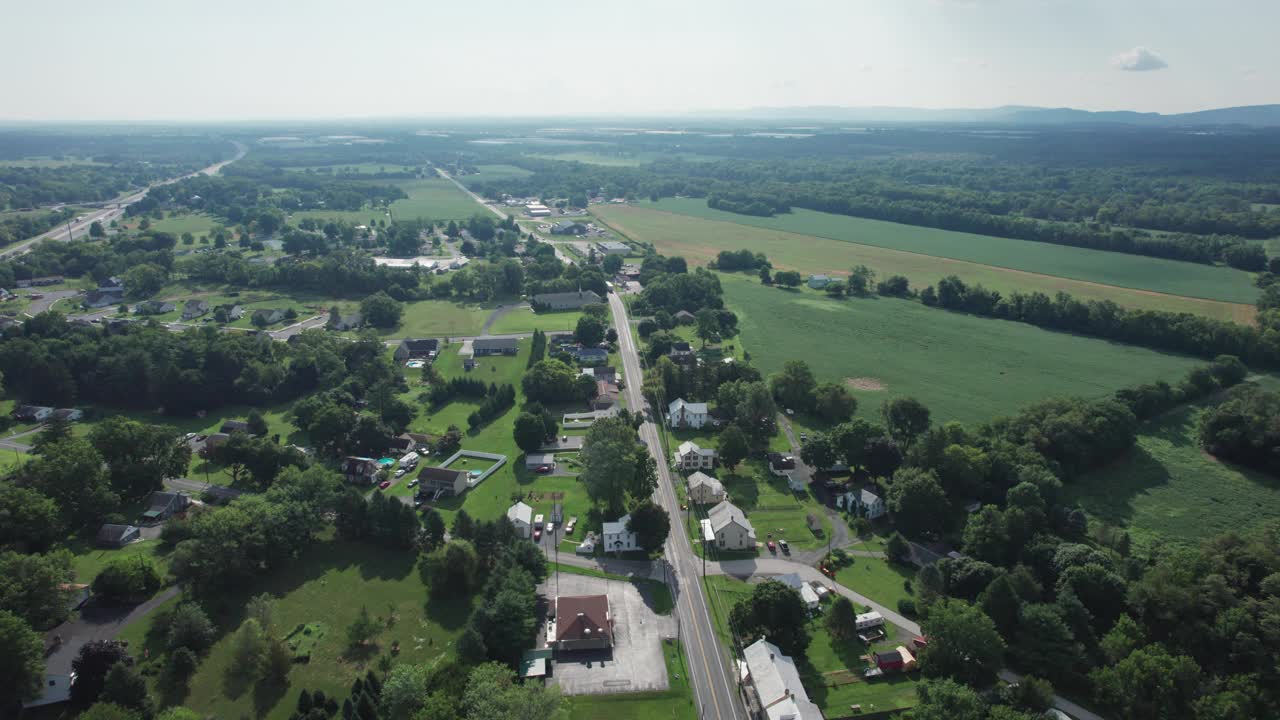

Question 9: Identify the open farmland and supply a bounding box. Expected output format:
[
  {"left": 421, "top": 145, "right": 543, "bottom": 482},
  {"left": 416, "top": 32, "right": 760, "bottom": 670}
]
[
  {"left": 290, "top": 177, "right": 481, "bottom": 225},
  {"left": 457, "top": 164, "right": 533, "bottom": 184},
  {"left": 593, "top": 203, "right": 1256, "bottom": 323},
  {"left": 1067, "top": 377, "right": 1280, "bottom": 552},
  {"left": 720, "top": 274, "right": 1205, "bottom": 425},
  {"left": 648, "top": 198, "right": 1259, "bottom": 305}
]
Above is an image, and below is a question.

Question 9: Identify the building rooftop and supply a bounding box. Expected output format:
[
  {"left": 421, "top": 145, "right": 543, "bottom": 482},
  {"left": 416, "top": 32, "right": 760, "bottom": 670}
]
[{"left": 555, "top": 594, "right": 613, "bottom": 645}]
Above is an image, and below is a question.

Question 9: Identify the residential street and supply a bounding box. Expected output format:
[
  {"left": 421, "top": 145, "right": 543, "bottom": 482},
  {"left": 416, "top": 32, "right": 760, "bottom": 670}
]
[{"left": 608, "top": 290, "right": 745, "bottom": 719}]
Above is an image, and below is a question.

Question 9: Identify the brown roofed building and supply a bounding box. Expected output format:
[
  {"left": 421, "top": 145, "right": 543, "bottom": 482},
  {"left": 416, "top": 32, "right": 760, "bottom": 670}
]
[{"left": 554, "top": 595, "right": 613, "bottom": 651}]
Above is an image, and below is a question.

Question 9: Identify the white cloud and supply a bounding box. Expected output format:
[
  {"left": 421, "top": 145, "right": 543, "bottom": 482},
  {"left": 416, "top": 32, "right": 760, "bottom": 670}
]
[{"left": 1111, "top": 46, "right": 1168, "bottom": 72}]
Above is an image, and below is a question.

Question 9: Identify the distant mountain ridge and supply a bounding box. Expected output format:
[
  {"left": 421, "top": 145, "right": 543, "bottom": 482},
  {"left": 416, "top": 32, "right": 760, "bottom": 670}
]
[{"left": 708, "top": 104, "right": 1280, "bottom": 127}]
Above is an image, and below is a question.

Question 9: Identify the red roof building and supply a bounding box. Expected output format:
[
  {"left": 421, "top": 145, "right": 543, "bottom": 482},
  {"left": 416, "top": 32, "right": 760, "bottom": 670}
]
[{"left": 554, "top": 595, "right": 613, "bottom": 651}]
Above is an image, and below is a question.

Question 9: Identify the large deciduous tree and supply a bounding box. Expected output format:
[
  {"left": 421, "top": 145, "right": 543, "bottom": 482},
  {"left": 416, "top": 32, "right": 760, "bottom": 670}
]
[
  {"left": 919, "top": 600, "right": 1006, "bottom": 685},
  {"left": 770, "top": 360, "right": 817, "bottom": 412},
  {"left": 579, "top": 416, "right": 655, "bottom": 515},
  {"left": 728, "top": 580, "right": 811, "bottom": 656},
  {"left": 885, "top": 467, "right": 949, "bottom": 537},
  {"left": 0, "top": 609, "right": 45, "bottom": 704}
]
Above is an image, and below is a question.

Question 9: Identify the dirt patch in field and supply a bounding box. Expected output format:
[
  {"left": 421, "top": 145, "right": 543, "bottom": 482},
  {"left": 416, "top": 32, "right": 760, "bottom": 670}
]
[{"left": 845, "top": 377, "right": 887, "bottom": 391}]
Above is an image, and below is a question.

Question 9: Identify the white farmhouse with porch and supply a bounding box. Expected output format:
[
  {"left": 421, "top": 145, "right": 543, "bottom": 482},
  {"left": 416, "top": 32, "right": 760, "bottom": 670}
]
[
  {"left": 602, "top": 514, "right": 639, "bottom": 553},
  {"left": 667, "top": 398, "right": 709, "bottom": 429}
]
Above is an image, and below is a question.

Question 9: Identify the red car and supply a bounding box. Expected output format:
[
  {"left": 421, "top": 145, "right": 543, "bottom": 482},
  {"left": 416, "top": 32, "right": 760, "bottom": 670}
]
[
  {"left": 535, "top": 464, "right": 552, "bottom": 473},
  {"left": 533, "top": 527, "right": 543, "bottom": 541},
  {"left": 767, "top": 541, "right": 777, "bottom": 553},
  {"left": 378, "top": 480, "right": 391, "bottom": 490}
]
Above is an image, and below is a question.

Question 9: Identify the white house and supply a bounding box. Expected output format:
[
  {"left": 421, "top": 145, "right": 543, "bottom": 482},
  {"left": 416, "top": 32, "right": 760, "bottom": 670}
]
[
  {"left": 845, "top": 487, "right": 886, "bottom": 520},
  {"left": 740, "top": 639, "right": 824, "bottom": 720},
  {"left": 687, "top": 471, "right": 726, "bottom": 504},
  {"left": 673, "top": 441, "right": 716, "bottom": 471},
  {"left": 708, "top": 500, "right": 756, "bottom": 551},
  {"left": 667, "top": 398, "right": 709, "bottom": 429},
  {"left": 602, "top": 514, "right": 640, "bottom": 553},
  {"left": 507, "top": 501, "right": 533, "bottom": 539}
]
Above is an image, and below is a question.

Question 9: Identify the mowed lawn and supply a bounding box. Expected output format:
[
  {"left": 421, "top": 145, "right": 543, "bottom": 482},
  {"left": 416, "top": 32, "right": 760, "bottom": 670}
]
[
  {"left": 398, "top": 341, "right": 595, "bottom": 534},
  {"left": 132, "top": 538, "right": 474, "bottom": 720},
  {"left": 487, "top": 307, "right": 583, "bottom": 334},
  {"left": 1067, "top": 377, "right": 1280, "bottom": 552},
  {"left": 150, "top": 212, "right": 219, "bottom": 236},
  {"left": 647, "top": 198, "right": 1259, "bottom": 306},
  {"left": 593, "top": 204, "right": 1255, "bottom": 323},
  {"left": 291, "top": 177, "right": 482, "bottom": 226},
  {"left": 382, "top": 300, "right": 491, "bottom": 338},
  {"left": 721, "top": 274, "right": 1205, "bottom": 425}
]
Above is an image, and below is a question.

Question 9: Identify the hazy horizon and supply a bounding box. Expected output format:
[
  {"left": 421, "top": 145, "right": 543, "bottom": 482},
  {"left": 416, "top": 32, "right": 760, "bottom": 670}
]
[{"left": 4, "top": 0, "right": 1277, "bottom": 122}]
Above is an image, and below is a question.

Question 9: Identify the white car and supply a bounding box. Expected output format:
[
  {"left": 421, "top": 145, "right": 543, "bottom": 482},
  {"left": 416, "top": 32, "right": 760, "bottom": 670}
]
[
  {"left": 394, "top": 469, "right": 406, "bottom": 477},
  {"left": 546, "top": 522, "right": 555, "bottom": 534}
]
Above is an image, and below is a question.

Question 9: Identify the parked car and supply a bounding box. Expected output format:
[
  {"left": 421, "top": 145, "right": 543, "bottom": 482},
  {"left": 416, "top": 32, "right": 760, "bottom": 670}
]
[
  {"left": 534, "top": 513, "right": 545, "bottom": 526},
  {"left": 408, "top": 479, "right": 418, "bottom": 487},
  {"left": 395, "top": 469, "right": 406, "bottom": 477},
  {"left": 800, "top": 432, "right": 808, "bottom": 441},
  {"left": 546, "top": 521, "right": 555, "bottom": 534},
  {"left": 535, "top": 464, "right": 552, "bottom": 473},
  {"left": 378, "top": 480, "right": 391, "bottom": 490},
  {"left": 533, "top": 527, "right": 542, "bottom": 541},
  {"left": 767, "top": 541, "right": 777, "bottom": 553},
  {"left": 778, "top": 539, "right": 790, "bottom": 554}
]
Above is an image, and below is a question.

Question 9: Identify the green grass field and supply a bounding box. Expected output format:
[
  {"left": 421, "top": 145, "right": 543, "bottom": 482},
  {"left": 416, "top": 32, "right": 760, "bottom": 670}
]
[
  {"left": 593, "top": 204, "right": 1255, "bottom": 323},
  {"left": 399, "top": 341, "right": 594, "bottom": 530},
  {"left": 149, "top": 212, "right": 219, "bottom": 236},
  {"left": 832, "top": 556, "right": 916, "bottom": 614},
  {"left": 68, "top": 538, "right": 171, "bottom": 585},
  {"left": 527, "top": 151, "right": 715, "bottom": 167},
  {"left": 487, "top": 307, "right": 583, "bottom": 334},
  {"left": 291, "top": 177, "right": 481, "bottom": 226},
  {"left": 457, "top": 164, "right": 534, "bottom": 185},
  {"left": 648, "top": 198, "right": 1259, "bottom": 305},
  {"left": 131, "top": 537, "right": 474, "bottom": 720},
  {"left": 286, "top": 163, "right": 421, "bottom": 175},
  {"left": 688, "top": 456, "right": 831, "bottom": 552},
  {"left": 383, "top": 300, "right": 491, "bottom": 338},
  {"left": 721, "top": 273, "right": 1205, "bottom": 425},
  {"left": 1067, "top": 377, "right": 1280, "bottom": 552}
]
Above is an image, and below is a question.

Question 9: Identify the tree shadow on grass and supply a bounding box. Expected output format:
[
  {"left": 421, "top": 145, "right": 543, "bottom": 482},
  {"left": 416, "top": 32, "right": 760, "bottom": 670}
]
[
  {"left": 722, "top": 473, "right": 761, "bottom": 510},
  {"left": 1067, "top": 446, "right": 1170, "bottom": 529},
  {"left": 795, "top": 655, "right": 830, "bottom": 709},
  {"left": 253, "top": 677, "right": 290, "bottom": 719}
]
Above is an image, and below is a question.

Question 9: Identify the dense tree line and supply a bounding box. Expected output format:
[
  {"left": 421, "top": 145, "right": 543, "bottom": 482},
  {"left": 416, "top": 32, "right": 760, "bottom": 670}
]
[
  {"left": 334, "top": 490, "right": 422, "bottom": 549},
  {"left": 1, "top": 227, "right": 176, "bottom": 284},
  {"left": 1199, "top": 384, "right": 1280, "bottom": 474},
  {"left": 163, "top": 467, "right": 338, "bottom": 592},
  {"left": 135, "top": 163, "right": 407, "bottom": 220},
  {"left": 917, "top": 273, "right": 1280, "bottom": 369},
  {"left": 0, "top": 313, "right": 375, "bottom": 412},
  {"left": 789, "top": 357, "right": 1280, "bottom": 717},
  {"left": 0, "top": 207, "right": 74, "bottom": 247}
]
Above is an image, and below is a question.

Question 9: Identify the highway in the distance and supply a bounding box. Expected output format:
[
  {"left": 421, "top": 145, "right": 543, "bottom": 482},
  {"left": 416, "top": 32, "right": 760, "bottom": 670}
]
[
  {"left": 2, "top": 140, "right": 248, "bottom": 259},
  {"left": 608, "top": 291, "right": 745, "bottom": 719}
]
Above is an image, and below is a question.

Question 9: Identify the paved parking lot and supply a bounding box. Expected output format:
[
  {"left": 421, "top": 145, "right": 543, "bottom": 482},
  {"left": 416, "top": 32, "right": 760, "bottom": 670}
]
[{"left": 540, "top": 573, "right": 676, "bottom": 696}]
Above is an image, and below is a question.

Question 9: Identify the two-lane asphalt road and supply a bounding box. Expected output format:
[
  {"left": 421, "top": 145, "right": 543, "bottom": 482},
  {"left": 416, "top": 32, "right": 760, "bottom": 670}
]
[
  {"left": 608, "top": 291, "right": 744, "bottom": 719},
  {"left": 436, "top": 169, "right": 576, "bottom": 266}
]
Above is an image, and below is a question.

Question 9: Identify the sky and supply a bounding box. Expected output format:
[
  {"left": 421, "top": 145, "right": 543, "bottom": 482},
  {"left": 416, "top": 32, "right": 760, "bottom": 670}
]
[{"left": 2, "top": 0, "right": 1276, "bottom": 121}]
